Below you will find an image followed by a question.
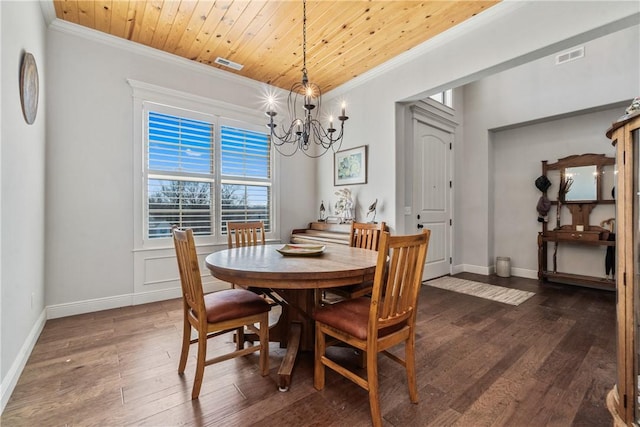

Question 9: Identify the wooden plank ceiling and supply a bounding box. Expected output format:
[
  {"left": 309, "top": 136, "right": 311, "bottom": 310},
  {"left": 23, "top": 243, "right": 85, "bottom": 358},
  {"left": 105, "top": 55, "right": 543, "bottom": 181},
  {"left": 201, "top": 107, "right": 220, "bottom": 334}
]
[{"left": 52, "top": 1, "right": 500, "bottom": 92}]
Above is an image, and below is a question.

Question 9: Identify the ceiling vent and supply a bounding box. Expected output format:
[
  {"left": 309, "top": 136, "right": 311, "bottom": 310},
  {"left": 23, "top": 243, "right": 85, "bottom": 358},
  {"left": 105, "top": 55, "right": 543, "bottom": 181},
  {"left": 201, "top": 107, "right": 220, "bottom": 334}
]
[
  {"left": 214, "top": 57, "right": 243, "bottom": 71},
  {"left": 555, "top": 46, "right": 584, "bottom": 65}
]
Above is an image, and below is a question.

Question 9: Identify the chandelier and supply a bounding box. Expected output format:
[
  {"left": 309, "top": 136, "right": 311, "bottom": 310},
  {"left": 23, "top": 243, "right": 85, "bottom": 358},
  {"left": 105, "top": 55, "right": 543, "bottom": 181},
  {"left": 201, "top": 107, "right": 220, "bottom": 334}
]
[{"left": 266, "top": 0, "right": 348, "bottom": 158}]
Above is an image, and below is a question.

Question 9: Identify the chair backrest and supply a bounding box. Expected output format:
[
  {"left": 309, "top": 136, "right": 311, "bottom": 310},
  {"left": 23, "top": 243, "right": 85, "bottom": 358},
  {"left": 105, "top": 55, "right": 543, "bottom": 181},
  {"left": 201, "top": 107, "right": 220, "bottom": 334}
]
[
  {"left": 350, "top": 221, "right": 386, "bottom": 251},
  {"left": 227, "top": 221, "right": 266, "bottom": 248},
  {"left": 172, "top": 227, "right": 206, "bottom": 319},
  {"left": 369, "top": 230, "right": 430, "bottom": 336}
]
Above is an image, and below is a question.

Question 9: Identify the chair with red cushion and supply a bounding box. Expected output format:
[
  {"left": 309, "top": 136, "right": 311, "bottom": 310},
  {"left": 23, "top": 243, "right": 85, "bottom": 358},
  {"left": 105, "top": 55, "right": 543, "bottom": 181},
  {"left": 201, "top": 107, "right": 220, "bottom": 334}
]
[
  {"left": 172, "top": 227, "right": 271, "bottom": 399},
  {"left": 313, "top": 229, "right": 430, "bottom": 426}
]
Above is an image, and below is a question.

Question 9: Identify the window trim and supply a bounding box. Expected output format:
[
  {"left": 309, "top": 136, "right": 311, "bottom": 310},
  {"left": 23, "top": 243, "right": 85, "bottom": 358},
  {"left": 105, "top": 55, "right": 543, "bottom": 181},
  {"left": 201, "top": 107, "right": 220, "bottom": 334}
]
[{"left": 129, "top": 79, "right": 279, "bottom": 250}]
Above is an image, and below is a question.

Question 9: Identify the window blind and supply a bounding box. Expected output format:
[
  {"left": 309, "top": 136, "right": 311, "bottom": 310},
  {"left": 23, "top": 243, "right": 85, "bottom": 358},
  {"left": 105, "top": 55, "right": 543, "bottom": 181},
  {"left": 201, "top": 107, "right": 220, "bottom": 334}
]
[
  {"left": 220, "top": 126, "right": 271, "bottom": 232},
  {"left": 147, "top": 112, "right": 214, "bottom": 238}
]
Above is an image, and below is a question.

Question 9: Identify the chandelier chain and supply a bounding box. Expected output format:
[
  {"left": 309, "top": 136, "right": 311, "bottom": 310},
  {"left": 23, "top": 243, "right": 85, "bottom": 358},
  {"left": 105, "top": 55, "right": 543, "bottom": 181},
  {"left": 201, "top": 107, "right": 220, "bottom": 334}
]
[
  {"left": 264, "top": 0, "right": 348, "bottom": 158},
  {"left": 302, "top": 0, "right": 307, "bottom": 74}
]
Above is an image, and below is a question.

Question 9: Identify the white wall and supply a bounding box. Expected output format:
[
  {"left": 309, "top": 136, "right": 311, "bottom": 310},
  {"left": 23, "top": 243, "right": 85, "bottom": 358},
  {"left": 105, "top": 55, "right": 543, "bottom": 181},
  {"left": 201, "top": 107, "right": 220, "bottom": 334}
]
[
  {"left": 319, "top": 1, "right": 639, "bottom": 272},
  {"left": 0, "top": 0, "right": 47, "bottom": 411}
]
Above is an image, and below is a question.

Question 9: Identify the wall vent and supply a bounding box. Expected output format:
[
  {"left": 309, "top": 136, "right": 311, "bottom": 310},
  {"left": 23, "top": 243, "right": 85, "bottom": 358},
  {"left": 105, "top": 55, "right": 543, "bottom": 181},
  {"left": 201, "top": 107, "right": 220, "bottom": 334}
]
[
  {"left": 214, "top": 57, "right": 244, "bottom": 71},
  {"left": 555, "top": 46, "right": 584, "bottom": 65}
]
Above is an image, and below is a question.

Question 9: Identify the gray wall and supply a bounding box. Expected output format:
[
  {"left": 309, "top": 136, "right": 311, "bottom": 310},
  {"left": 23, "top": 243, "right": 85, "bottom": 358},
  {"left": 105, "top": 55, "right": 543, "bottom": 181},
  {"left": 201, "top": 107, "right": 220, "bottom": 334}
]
[
  {"left": 317, "top": 1, "right": 640, "bottom": 254},
  {"left": 1, "top": 0, "right": 47, "bottom": 411},
  {"left": 318, "top": 1, "right": 639, "bottom": 276},
  {"left": 462, "top": 24, "right": 638, "bottom": 272},
  {"left": 44, "top": 25, "right": 316, "bottom": 308},
  {"left": 492, "top": 107, "right": 620, "bottom": 278}
]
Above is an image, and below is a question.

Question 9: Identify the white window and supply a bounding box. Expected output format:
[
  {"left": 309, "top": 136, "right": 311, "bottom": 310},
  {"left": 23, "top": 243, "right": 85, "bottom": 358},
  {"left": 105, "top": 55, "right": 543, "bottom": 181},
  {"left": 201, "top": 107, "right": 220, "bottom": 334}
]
[
  {"left": 219, "top": 125, "right": 272, "bottom": 233},
  {"left": 146, "top": 110, "right": 215, "bottom": 239},
  {"left": 131, "top": 80, "right": 276, "bottom": 247},
  {"left": 429, "top": 89, "right": 453, "bottom": 108}
]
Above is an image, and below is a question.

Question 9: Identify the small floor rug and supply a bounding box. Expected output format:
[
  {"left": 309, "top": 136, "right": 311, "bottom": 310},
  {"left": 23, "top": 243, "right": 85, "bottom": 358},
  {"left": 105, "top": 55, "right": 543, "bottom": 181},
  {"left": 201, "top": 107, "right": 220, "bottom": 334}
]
[{"left": 425, "top": 276, "right": 535, "bottom": 306}]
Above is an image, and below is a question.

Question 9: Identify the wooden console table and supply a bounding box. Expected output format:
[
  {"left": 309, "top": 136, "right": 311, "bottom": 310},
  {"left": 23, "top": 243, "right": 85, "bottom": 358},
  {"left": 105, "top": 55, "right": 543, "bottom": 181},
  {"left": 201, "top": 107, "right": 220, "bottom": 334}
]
[{"left": 538, "top": 228, "right": 615, "bottom": 290}]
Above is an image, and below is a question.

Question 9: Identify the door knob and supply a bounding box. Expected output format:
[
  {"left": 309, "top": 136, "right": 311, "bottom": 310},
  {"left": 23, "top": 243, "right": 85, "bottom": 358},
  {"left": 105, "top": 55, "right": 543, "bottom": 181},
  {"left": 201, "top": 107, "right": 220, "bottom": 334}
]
[{"left": 417, "top": 224, "right": 424, "bottom": 229}]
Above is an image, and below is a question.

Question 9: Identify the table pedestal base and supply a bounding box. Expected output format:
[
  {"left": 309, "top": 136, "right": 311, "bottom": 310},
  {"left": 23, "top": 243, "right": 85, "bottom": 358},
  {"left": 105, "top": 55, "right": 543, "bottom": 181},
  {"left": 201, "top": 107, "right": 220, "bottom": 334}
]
[
  {"left": 277, "top": 322, "right": 301, "bottom": 391},
  {"left": 245, "top": 289, "right": 318, "bottom": 391}
]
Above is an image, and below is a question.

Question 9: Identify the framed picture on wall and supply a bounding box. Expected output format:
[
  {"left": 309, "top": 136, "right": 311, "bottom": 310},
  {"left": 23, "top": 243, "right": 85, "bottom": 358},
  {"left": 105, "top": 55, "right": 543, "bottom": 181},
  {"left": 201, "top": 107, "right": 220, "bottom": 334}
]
[{"left": 334, "top": 145, "right": 367, "bottom": 186}]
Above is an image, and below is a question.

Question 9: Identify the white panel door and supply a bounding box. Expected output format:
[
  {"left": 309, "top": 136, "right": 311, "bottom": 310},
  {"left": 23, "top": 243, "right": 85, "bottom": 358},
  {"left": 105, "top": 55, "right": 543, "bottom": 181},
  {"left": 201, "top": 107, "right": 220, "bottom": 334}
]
[{"left": 413, "top": 121, "right": 452, "bottom": 280}]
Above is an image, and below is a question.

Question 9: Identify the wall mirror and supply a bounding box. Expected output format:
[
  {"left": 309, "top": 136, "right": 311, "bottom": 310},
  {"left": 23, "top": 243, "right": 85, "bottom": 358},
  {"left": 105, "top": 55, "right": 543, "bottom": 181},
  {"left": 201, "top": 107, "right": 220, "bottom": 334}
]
[
  {"left": 564, "top": 165, "right": 597, "bottom": 201},
  {"left": 543, "top": 153, "right": 616, "bottom": 204}
]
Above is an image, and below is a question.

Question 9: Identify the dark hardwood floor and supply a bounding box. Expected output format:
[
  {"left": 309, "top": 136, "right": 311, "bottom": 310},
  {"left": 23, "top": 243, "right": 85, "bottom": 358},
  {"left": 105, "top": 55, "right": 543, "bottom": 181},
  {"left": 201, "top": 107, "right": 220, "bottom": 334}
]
[{"left": 1, "top": 273, "right": 616, "bottom": 426}]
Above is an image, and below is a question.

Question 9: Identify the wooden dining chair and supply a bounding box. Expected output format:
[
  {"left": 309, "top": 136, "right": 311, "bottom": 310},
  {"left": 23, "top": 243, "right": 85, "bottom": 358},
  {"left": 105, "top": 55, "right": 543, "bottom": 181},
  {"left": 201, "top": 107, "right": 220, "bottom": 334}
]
[
  {"left": 172, "top": 227, "right": 271, "bottom": 399},
  {"left": 227, "top": 221, "right": 265, "bottom": 248},
  {"left": 226, "top": 221, "right": 262, "bottom": 292},
  {"left": 327, "top": 221, "right": 387, "bottom": 300},
  {"left": 313, "top": 229, "right": 431, "bottom": 427},
  {"left": 226, "top": 220, "right": 284, "bottom": 311}
]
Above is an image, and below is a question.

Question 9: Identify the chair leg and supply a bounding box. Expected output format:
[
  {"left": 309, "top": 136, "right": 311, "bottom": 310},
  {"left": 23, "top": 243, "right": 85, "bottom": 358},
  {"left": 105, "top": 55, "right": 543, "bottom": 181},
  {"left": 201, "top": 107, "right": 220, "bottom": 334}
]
[
  {"left": 366, "top": 350, "right": 383, "bottom": 427},
  {"left": 259, "top": 313, "right": 269, "bottom": 376},
  {"left": 358, "top": 349, "right": 367, "bottom": 369},
  {"left": 236, "top": 326, "right": 245, "bottom": 351},
  {"left": 313, "top": 324, "right": 326, "bottom": 391},
  {"left": 191, "top": 329, "right": 207, "bottom": 400},
  {"left": 178, "top": 314, "right": 190, "bottom": 374},
  {"left": 406, "top": 334, "right": 418, "bottom": 403}
]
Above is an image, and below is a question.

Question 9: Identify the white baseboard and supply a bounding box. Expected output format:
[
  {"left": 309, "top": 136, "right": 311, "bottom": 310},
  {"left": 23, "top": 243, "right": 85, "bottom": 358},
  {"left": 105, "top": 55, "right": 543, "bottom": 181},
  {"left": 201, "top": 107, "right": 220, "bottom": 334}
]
[
  {"left": 459, "top": 264, "right": 492, "bottom": 275},
  {"left": 47, "top": 281, "right": 227, "bottom": 320},
  {"left": 47, "top": 293, "right": 135, "bottom": 319},
  {"left": 510, "top": 267, "right": 538, "bottom": 279},
  {"left": 1, "top": 309, "right": 46, "bottom": 413},
  {"left": 454, "top": 263, "right": 537, "bottom": 280}
]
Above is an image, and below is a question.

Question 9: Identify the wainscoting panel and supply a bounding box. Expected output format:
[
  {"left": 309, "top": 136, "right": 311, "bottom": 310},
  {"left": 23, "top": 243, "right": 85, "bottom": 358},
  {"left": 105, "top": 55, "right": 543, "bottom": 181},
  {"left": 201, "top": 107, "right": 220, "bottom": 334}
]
[{"left": 134, "top": 244, "right": 229, "bottom": 297}]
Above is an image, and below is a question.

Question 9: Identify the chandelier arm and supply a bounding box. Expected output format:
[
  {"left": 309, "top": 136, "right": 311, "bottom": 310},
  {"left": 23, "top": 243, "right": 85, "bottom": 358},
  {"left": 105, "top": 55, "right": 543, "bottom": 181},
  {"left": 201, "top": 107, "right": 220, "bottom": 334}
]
[
  {"left": 273, "top": 143, "right": 302, "bottom": 157},
  {"left": 309, "top": 119, "right": 345, "bottom": 147},
  {"left": 269, "top": 120, "right": 297, "bottom": 145},
  {"left": 308, "top": 120, "right": 335, "bottom": 148}
]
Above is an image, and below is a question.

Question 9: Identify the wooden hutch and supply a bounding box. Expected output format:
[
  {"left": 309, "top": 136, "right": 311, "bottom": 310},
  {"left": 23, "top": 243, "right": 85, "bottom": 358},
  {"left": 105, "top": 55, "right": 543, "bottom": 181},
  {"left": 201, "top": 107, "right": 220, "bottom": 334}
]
[{"left": 606, "top": 111, "right": 640, "bottom": 426}]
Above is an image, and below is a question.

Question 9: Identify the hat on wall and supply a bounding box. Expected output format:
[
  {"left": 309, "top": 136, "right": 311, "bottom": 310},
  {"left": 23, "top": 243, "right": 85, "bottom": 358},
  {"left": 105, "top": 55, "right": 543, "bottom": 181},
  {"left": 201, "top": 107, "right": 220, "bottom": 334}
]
[
  {"left": 535, "top": 175, "right": 551, "bottom": 192},
  {"left": 537, "top": 195, "right": 551, "bottom": 222}
]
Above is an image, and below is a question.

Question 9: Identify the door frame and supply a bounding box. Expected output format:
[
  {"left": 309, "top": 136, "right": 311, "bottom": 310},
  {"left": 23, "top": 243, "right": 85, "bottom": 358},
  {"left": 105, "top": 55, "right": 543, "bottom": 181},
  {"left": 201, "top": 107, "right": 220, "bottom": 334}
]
[{"left": 409, "top": 100, "right": 458, "bottom": 279}]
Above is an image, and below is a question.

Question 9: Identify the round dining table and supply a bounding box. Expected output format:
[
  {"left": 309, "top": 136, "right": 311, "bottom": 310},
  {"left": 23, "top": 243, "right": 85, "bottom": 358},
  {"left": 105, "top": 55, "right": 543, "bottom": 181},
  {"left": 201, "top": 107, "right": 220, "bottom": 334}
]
[{"left": 205, "top": 243, "right": 378, "bottom": 391}]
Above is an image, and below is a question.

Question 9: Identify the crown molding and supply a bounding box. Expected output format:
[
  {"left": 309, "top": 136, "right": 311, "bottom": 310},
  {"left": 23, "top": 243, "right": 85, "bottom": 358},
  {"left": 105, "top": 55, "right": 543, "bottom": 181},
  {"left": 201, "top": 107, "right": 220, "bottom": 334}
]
[
  {"left": 46, "top": 18, "right": 277, "bottom": 93},
  {"left": 39, "top": 0, "right": 56, "bottom": 25}
]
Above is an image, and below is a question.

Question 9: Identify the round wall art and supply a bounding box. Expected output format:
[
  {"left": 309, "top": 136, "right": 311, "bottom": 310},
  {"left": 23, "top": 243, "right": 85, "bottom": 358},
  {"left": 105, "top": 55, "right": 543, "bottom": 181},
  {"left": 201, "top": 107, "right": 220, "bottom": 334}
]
[{"left": 20, "top": 52, "right": 39, "bottom": 125}]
